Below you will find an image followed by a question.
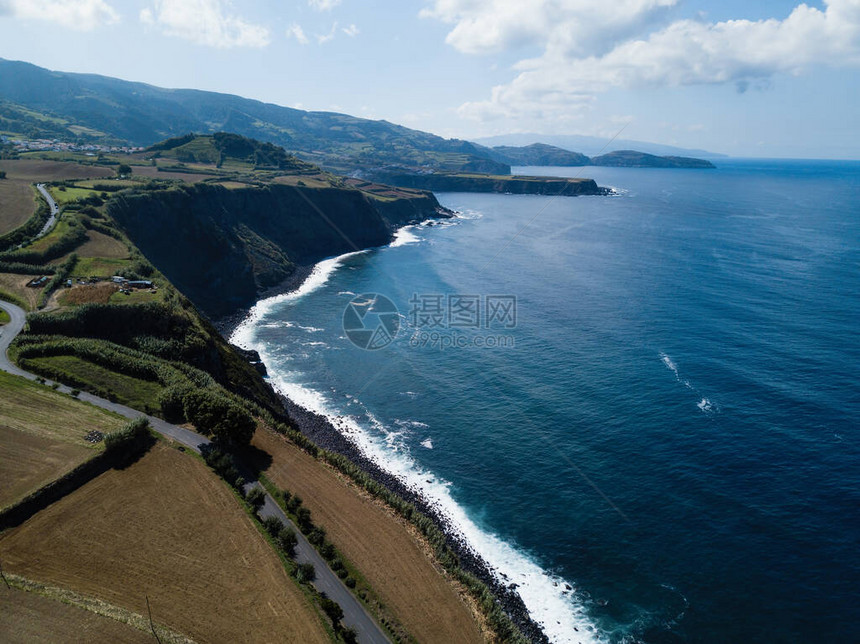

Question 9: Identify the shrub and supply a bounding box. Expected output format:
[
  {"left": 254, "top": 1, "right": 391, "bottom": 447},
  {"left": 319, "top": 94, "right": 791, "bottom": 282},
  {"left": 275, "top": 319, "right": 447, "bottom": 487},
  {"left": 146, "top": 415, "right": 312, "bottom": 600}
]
[
  {"left": 38, "top": 253, "right": 77, "bottom": 308},
  {"left": 295, "top": 562, "right": 315, "bottom": 583},
  {"left": 286, "top": 494, "right": 302, "bottom": 513},
  {"left": 183, "top": 388, "right": 256, "bottom": 446},
  {"left": 103, "top": 417, "right": 150, "bottom": 457},
  {"left": 320, "top": 598, "right": 343, "bottom": 627},
  {"left": 307, "top": 526, "right": 326, "bottom": 546},
  {"left": 342, "top": 627, "right": 358, "bottom": 644},
  {"left": 0, "top": 219, "right": 87, "bottom": 265},
  {"left": 157, "top": 383, "right": 192, "bottom": 422},
  {"left": 295, "top": 506, "right": 312, "bottom": 532},
  {"left": 245, "top": 487, "right": 265, "bottom": 511},
  {"left": 262, "top": 515, "right": 283, "bottom": 536},
  {"left": 201, "top": 445, "right": 242, "bottom": 488},
  {"left": 345, "top": 577, "right": 356, "bottom": 589},
  {"left": 277, "top": 527, "right": 298, "bottom": 557},
  {"left": 320, "top": 543, "right": 336, "bottom": 560}
]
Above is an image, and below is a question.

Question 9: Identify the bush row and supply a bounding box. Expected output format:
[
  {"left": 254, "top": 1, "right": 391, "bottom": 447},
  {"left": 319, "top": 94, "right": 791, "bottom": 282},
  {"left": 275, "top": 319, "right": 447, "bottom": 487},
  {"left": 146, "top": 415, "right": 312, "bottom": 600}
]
[
  {"left": 0, "top": 199, "right": 50, "bottom": 253},
  {"left": 0, "top": 261, "right": 55, "bottom": 275},
  {"left": 270, "top": 421, "right": 529, "bottom": 643},
  {"left": 0, "top": 218, "right": 87, "bottom": 265},
  {"left": 200, "top": 445, "right": 357, "bottom": 643},
  {"left": 38, "top": 253, "right": 77, "bottom": 308}
]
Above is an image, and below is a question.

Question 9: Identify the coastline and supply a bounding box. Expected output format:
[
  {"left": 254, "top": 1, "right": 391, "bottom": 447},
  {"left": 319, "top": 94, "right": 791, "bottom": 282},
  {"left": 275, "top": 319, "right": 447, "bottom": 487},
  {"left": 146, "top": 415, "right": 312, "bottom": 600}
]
[{"left": 220, "top": 226, "right": 552, "bottom": 643}]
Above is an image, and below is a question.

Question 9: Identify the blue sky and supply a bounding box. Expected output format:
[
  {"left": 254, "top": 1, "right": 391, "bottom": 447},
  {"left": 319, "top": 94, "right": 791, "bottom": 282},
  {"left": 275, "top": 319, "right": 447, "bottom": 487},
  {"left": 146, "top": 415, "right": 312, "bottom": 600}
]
[{"left": 0, "top": 0, "right": 858, "bottom": 158}]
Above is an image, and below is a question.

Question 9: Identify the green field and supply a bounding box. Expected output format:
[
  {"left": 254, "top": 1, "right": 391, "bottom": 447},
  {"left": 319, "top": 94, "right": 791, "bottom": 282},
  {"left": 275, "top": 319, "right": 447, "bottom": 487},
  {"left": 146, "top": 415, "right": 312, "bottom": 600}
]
[
  {"left": 48, "top": 186, "right": 100, "bottom": 205},
  {"left": 0, "top": 309, "right": 10, "bottom": 325},
  {"left": 25, "top": 355, "right": 162, "bottom": 412},
  {"left": 71, "top": 256, "right": 130, "bottom": 277}
]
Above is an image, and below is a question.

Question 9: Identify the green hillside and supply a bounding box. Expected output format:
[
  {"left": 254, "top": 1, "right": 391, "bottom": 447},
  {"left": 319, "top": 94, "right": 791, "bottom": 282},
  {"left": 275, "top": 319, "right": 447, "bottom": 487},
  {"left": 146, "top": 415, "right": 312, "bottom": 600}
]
[{"left": 0, "top": 59, "right": 508, "bottom": 174}]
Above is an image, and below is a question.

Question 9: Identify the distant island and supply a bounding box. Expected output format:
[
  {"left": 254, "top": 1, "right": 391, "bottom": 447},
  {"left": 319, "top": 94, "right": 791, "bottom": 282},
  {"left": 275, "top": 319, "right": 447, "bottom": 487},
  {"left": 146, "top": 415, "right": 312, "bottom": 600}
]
[{"left": 590, "top": 150, "right": 716, "bottom": 169}]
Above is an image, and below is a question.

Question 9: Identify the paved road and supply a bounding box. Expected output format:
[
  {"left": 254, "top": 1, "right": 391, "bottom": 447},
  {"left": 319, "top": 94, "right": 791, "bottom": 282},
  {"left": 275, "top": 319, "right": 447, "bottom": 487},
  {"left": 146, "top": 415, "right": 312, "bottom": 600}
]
[
  {"left": 34, "top": 184, "right": 59, "bottom": 240},
  {"left": 0, "top": 298, "right": 389, "bottom": 644}
]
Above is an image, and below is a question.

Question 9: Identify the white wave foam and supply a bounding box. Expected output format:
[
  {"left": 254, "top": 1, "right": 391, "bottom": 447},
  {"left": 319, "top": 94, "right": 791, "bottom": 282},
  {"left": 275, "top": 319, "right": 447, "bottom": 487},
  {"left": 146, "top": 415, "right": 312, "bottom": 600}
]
[
  {"left": 697, "top": 398, "right": 714, "bottom": 413},
  {"left": 390, "top": 225, "right": 421, "bottom": 247},
  {"left": 230, "top": 250, "right": 366, "bottom": 349},
  {"left": 660, "top": 352, "right": 679, "bottom": 379},
  {"left": 394, "top": 418, "right": 430, "bottom": 430},
  {"left": 258, "top": 368, "right": 604, "bottom": 644},
  {"left": 454, "top": 208, "right": 484, "bottom": 220},
  {"left": 660, "top": 353, "right": 719, "bottom": 415}
]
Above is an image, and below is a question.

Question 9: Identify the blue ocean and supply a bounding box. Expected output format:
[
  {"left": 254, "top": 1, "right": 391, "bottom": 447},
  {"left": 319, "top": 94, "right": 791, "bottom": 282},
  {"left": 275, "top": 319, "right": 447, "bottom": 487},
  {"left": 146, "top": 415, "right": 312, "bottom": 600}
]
[{"left": 233, "top": 159, "right": 860, "bottom": 643}]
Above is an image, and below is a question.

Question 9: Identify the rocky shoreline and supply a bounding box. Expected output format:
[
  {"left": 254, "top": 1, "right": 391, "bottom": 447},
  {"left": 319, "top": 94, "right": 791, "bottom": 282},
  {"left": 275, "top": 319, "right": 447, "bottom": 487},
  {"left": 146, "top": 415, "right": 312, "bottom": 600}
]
[
  {"left": 275, "top": 392, "right": 551, "bottom": 644},
  {"left": 220, "top": 260, "right": 551, "bottom": 644}
]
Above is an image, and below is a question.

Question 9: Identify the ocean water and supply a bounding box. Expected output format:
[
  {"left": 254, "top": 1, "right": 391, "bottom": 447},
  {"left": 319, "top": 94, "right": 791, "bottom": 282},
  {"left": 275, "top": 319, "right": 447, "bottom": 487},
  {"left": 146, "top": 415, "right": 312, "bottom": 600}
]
[{"left": 233, "top": 159, "right": 860, "bottom": 643}]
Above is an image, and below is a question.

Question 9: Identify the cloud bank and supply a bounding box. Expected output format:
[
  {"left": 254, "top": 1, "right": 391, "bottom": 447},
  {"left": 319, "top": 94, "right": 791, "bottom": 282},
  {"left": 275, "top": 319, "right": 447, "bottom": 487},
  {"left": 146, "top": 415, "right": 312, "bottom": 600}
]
[
  {"left": 422, "top": 0, "right": 860, "bottom": 121},
  {"left": 140, "top": 0, "right": 270, "bottom": 48},
  {"left": 0, "top": 0, "right": 119, "bottom": 30}
]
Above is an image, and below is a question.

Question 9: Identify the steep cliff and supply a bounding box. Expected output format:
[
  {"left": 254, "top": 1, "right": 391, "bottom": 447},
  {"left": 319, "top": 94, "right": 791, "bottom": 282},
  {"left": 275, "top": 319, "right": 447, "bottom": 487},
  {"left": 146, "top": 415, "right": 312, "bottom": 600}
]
[
  {"left": 108, "top": 183, "right": 445, "bottom": 318},
  {"left": 368, "top": 171, "right": 607, "bottom": 196}
]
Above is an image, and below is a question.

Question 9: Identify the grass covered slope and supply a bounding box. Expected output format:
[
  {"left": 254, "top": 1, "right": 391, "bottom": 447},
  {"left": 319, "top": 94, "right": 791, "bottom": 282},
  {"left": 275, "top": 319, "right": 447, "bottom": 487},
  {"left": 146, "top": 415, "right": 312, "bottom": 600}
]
[
  {"left": 0, "top": 443, "right": 330, "bottom": 644},
  {"left": 0, "top": 59, "right": 509, "bottom": 174}
]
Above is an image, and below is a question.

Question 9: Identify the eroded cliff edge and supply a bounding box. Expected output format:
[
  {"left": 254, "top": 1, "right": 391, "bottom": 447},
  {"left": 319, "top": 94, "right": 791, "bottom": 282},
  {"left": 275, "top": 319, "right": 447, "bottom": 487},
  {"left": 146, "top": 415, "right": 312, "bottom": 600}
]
[{"left": 108, "top": 182, "right": 446, "bottom": 319}]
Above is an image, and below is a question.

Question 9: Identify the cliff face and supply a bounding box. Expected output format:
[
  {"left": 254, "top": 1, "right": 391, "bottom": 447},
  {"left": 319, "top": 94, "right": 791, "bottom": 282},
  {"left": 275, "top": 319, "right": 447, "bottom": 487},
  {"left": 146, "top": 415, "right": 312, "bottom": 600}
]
[
  {"left": 370, "top": 172, "right": 606, "bottom": 196},
  {"left": 108, "top": 183, "right": 443, "bottom": 318}
]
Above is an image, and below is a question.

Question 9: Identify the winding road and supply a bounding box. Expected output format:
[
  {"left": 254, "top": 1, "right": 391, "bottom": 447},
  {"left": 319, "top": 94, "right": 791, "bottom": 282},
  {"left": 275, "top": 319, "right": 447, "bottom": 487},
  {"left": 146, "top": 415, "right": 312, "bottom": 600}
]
[
  {"left": 0, "top": 298, "right": 390, "bottom": 644},
  {"left": 34, "top": 184, "right": 60, "bottom": 240}
]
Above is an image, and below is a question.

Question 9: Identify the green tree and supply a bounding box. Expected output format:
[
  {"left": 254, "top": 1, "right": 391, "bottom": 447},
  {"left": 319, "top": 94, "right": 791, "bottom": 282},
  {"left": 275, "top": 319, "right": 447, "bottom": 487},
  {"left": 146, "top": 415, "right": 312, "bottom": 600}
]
[
  {"left": 183, "top": 389, "right": 256, "bottom": 446},
  {"left": 246, "top": 487, "right": 265, "bottom": 511},
  {"left": 296, "top": 562, "right": 315, "bottom": 583},
  {"left": 320, "top": 598, "right": 343, "bottom": 628},
  {"left": 278, "top": 527, "right": 298, "bottom": 557},
  {"left": 117, "top": 164, "right": 132, "bottom": 177},
  {"left": 0, "top": 170, "right": 6, "bottom": 179}
]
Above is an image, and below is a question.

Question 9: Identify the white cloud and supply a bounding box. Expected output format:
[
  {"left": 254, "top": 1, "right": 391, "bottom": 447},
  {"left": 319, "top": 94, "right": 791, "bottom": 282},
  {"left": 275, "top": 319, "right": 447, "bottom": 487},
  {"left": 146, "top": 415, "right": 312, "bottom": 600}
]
[
  {"left": 308, "top": 0, "right": 341, "bottom": 11},
  {"left": 426, "top": 0, "right": 860, "bottom": 123},
  {"left": 342, "top": 23, "right": 359, "bottom": 37},
  {"left": 140, "top": 0, "right": 270, "bottom": 48},
  {"left": 0, "top": 0, "right": 119, "bottom": 30},
  {"left": 286, "top": 22, "right": 309, "bottom": 45},
  {"left": 421, "top": 0, "right": 679, "bottom": 56},
  {"left": 316, "top": 21, "right": 337, "bottom": 44}
]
